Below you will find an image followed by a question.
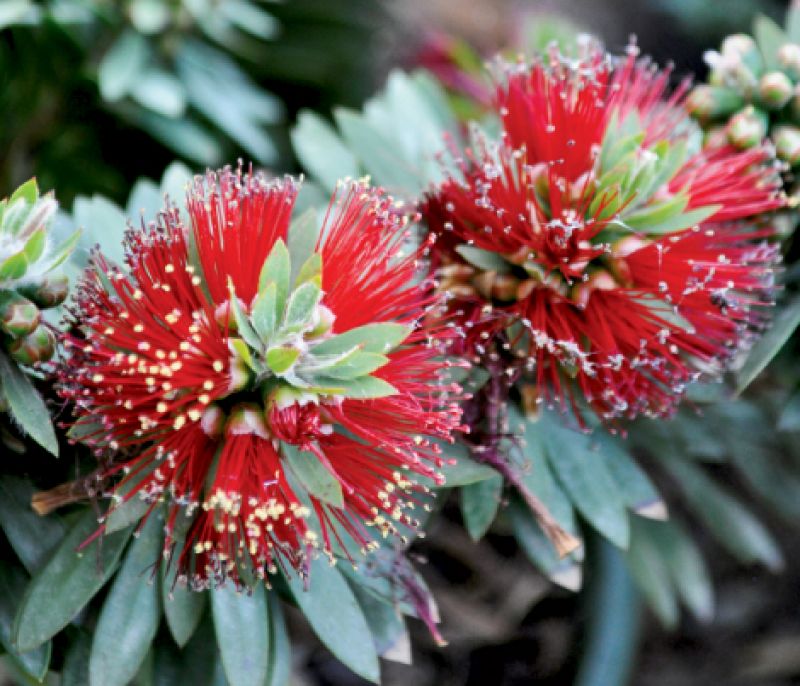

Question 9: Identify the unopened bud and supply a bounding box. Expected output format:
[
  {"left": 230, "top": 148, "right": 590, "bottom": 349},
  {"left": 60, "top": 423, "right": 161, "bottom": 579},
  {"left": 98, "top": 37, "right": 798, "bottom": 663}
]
[
  {"left": 200, "top": 404, "right": 225, "bottom": 439},
  {"left": 759, "top": 71, "right": 793, "bottom": 109},
  {"left": 7, "top": 324, "right": 55, "bottom": 364},
  {"left": 571, "top": 270, "right": 618, "bottom": 309},
  {"left": 727, "top": 106, "right": 768, "bottom": 148},
  {"left": 686, "top": 85, "right": 744, "bottom": 122},
  {"left": 774, "top": 125, "right": 800, "bottom": 166},
  {"left": 18, "top": 274, "right": 69, "bottom": 309},
  {"left": 721, "top": 34, "right": 757, "bottom": 60},
  {"left": 778, "top": 43, "right": 800, "bottom": 79},
  {"left": 306, "top": 304, "right": 335, "bottom": 339},
  {"left": 0, "top": 291, "right": 40, "bottom": 338},
  {"left": 265, "top": 386, "right": 324, "bottom": 448},
  {"left": 704, "top": 125, "right": 730, "bottom": 149},
  {"left": 226, "top": 402, "right": 269, "bottom": 438}
]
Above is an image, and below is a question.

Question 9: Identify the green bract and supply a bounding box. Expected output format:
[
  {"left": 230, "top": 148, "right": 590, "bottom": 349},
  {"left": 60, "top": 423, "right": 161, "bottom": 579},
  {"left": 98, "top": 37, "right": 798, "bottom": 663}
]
[{"left": 224, "top": 221, "right": 411, "bottom": 405}]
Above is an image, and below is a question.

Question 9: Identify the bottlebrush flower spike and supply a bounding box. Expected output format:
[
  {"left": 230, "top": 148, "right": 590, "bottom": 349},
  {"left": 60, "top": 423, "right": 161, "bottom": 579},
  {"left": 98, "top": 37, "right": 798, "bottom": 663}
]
[
  {"left": 423, "top": 41, "right": 784, "bottom": 426},
  {"left": 57, "top": 167, "right": 462, "bottom": 588}
]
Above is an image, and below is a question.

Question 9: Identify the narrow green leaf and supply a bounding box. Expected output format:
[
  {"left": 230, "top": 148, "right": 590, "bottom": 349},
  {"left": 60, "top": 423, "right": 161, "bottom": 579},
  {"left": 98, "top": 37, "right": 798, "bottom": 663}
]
[
  {"left": 433, "top": 440, "right": 498, "bottom": 487},
  {"left": 788, "top": 6, "right": 800, "bottom": 44},
  {"left": 104, "top": 477, "right": 150, "bottom": 534},
  {"left": 350, "top": 583, "right": 409, "bottom": 663},
  {"left": 89, "top": 515, "right": 162, "bottom": 686},
  {"left": 312, "top": 323, "right": 411, "bottom": 356},
  {"left": 541, "top": 413, "right": 630, "bottom": 548},
  {"left": 754, "top": 14, "right": 788, "bottom": 70},
  {"left": 0, "top": 353, "right": 58, "bottom": 455},
  {"left": 282, "top": 281, "right": 321, "bottom": 333},
  {"left": 226, "top": 280, "right": 261, "bottom": 350},
  {"left": 628, "top": 203, "right": 721, "bottom": 235},
  {"left": 321, "top": 351, "right": 388, "bottom": 380},
  {"left": 665, "top": 459, "right": 783, "bottom": 570},
  {"left": 21, "top": 228, "right": 46, "bottom": 263},
  {"left": 43, "top": 228, "right": 81, "bottom": 272},
  {"left": 736, "top": 295, "right": 800, "bottom": 394},
  {"left": 622, "top": 194, "right": 688, "bottom": 230},
  {"left": 62, "top": 630, "right": 92, "bottom": 686},
  {"left": 455, "top": 245, "right": 511, "bottom": 273},
  {"left": 507, "top": 499, "right": 583, "bottom": 591},
  {"left": 98, "top": 29, "right": 150, "bottom": 101},
  {"left": 312, "top": 374, "right": 398, "bottom": 399},
  {"left": 258, "top": 240, "right": 290, "bottom": 313},
  {"left": 294, "top": 253, "right": 322, "bottom": 289},
  {"left": 0, "top": 565, "right": 50, "bottom": 681},
  {"left": 461, "top": 474, "right": 503, "bottom": 540},
  {"left": 0, "top": 252, "right": 28, "bottom": 281},
  {"left": 265, "top": 593, "right": 291, "bottom": 686},
  {"left": 211, "top": 583, "right": 270, "bottom": 686},
  {"left": 9, "top": 179, "right": 38, "bottom": 206},
  {"left": 0, "top": 475, "right": 66, "bottom": 575},
  {"left": 266, "top": 346, "right": 300, "bottom": 375},
  {"left": 640, "top": 518, "right": 714, "bottom": 622},
  {"left": 251, "top": 282, "right": 278, "bottom": 343},
  {"left": 163, "top": 570, "right": 206, "bottom": 649},
  {"left": 624, "top": 520, "right": 679, "bottom": 628},
  {"left": 291, "top": 111, "right": 360, "bottom": 192},
  {"left": 14, "top": 510, "right": 132, "bottom": 652},
  {"left": 287, "top": 209, "right": 320, "bottom": 284},
  {"left": 282, "top": 444, "right": 344, "bottom": 509},
  {"left": 286, "top": 559, "right": 380, "bottom": 683}
]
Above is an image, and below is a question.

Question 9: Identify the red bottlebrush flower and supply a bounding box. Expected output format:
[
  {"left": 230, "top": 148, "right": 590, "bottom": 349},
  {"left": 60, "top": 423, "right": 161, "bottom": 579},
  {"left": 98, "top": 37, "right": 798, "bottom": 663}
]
[
  {"left": 58, "top": 167, "right": 462, "bottom": 588},
  {"left": 423, "top": 43, "right": 784, "bottom": 425}
]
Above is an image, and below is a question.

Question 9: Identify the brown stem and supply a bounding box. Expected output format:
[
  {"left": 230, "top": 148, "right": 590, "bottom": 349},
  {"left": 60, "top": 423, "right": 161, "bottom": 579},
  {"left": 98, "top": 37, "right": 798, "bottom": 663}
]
[{"left": 31, "top": 473, "right": 99, "bottom": 516}]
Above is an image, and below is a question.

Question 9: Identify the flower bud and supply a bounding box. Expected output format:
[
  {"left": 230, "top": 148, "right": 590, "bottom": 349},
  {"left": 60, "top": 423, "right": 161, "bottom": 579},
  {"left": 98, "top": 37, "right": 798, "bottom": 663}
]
[
  {"left": 7, "top": 324, "right": 55, "bottom": 364},
  {"left": 704, "top": 125, "right": 730, "bottom": 149},
  {"left": 0, "top": 291, "right": 40, "bottom": 338},
  {"left": 774, "top": 125, "right": 800, "bottom": 166},
  {"left": 265, "top": 386, "right": 325, "bottom": 448},
  {"left": 17, "top": 274, "right": 69, "bottom": 309},
  {"left": 721, "top": 34, "right": 757, "bottom": 60},
  {"left": 727, "top": 106, "right": 768, "bottom": 148},
  {"left": 686, "top": 85, "right": 744, "bottom": 122},
  {"left": 778, "top": 43, "right": 800, "bottom": 79},
  {"left": 306, "top": 304, "right": 335, "bottom": 339},
  {"left": 759, "top": 71, "right": 794, "bottom": 109},
  {"left": 571, "top": 270, "right": 618, "bottom": 309}
]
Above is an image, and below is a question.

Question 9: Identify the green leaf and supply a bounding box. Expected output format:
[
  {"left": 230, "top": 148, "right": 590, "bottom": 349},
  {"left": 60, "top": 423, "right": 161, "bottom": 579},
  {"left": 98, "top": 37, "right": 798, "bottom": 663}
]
[
  {"left": 737, "top": 295, "right": 800, "bottom": 394},
  {"left": 334, "top": 108, "right": 421, "bottom": 195},
  {"left": 266, "top": 346, "right": 300, "bottom": 375},
  {"left": 312, "top": 323, "right": 411, "bottom": 356},
  {"left": 62, "top": 630, "right": 92, "bottom": 686},
  {"left": 0, "top": 565, "right": 50, "bottom": 681},
  {"left": 287, "top": 209, "right": 320, "bottom": 284},
  {"left": 321, "top": 351, "right": 388, "bottom": 380},
  {"left": 664, "top": 459, "right": 783, "bottom": 570},
  {"left": 593, "top": 433, "right": 666, "bottom": 519},
  {"left": 0, "top": 476, "right": 66, "bottom": 575},
  {"left": 434, "top": 440, "right": 498, "bottom": 487},
  {"left": 626, "top": 202, "right": 721, "bottom": 235},
  {"left": 350, "top": 583, "right": 409, "bottom": 663},
  {"left": 105, "top": 470, "right": 152, "bottom": 534},
  {"left": 130, "top": 69, "right": 187, "bottom": 118},
  {"left": 507, "top": 499, "right": 583, "bottom": 591},
  {"left": 9, "top": 179, "right": 38, "bottom": 206},
  {"left": 211, "top": 583, "right": 270, "bottom": 686},
  {"left": 0, "top": 252, "right": 28, "bottom": 281},
  {"left": 0, "top": 353, "right": 58, "bottom": 455},
  {"left": 461, "top": 474, "right": 503, "bottom": 540},
  {"left": 455, "top": 245, "right": 511, "bottom": 273},
  {"left": 98, "top": 29, "right": 150, "bottom": 102},
  {"left": 282, "top": 444, "right": 344, "bottom": 509},
  {"left": 258, "top": 239, "right": 290, "bottom": 314},
  {"left": 282, "top": 281, "right": 321, "bottom": 333},
  {"left": 286, "top": 559, "right": 380, "bottom": 683},
  {"left": 44, "top": 228, "right": 81, "bottom": 272},
  {"left": 265, "top": 593, "right": 291, "bottom": 686},
  {"left": 251, "top": 282, "right": 278, "bottom": 343},
  {"left": 642, "top": 519, "right": 714, "bottom": 622},
  {"left": 541, "top": 414, "right": 630, "bottom": 548},
  {"left": 312, "top": 374, "right": 398, "bottom": 399},
  {"left": 788, "top": 6, "right": 800, "bottom": 44},
  {"left": 89, "top": 515, "right": 162, "bottom": 686},
  {"left": 624, "top": 519, "right": 679, "bottom": 628},
  {"left": 20, "top": 227, "right": 46, "bottom": 263},
  {"left": 14, "top": 510, "right": 132, "bottom": 652},
  {"left": 754, "top": 14, "right": 788, "bottom": 70},
  {"left": 163, "top": 564, "right": 206, "bottom": 648},
  {"left": 226, "top": 280, "right": 261, "bottom": 350},
  {"left": 291, "top": 111, "right": 360, "bottom": 192},
  {"left": 294, "top": 253, "right": 322, "bottom": 288}
]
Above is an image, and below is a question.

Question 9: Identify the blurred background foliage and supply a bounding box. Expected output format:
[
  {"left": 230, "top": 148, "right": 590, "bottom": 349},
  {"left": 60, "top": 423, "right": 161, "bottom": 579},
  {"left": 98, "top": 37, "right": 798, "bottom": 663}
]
[{"left": 3, "top": 1, "right": 800, "bottom": 685}]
